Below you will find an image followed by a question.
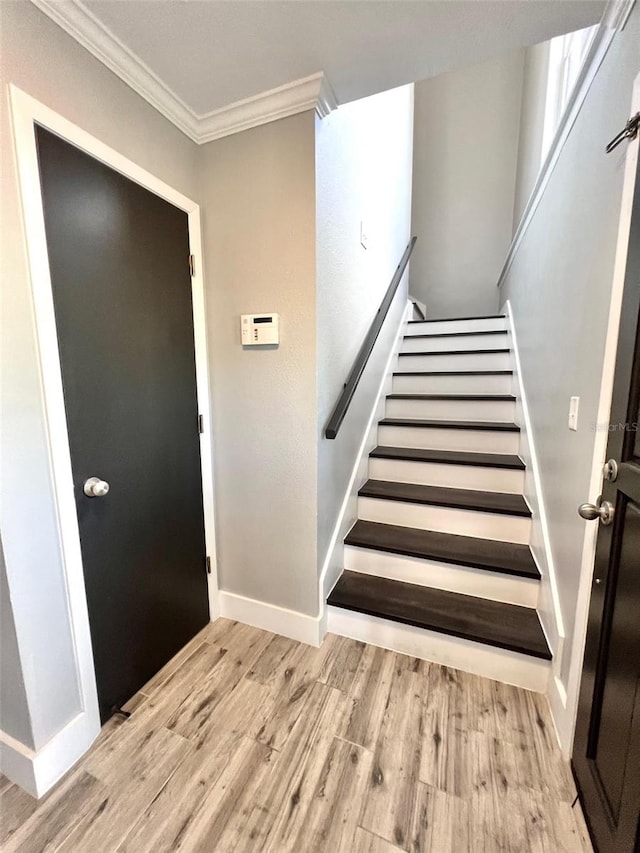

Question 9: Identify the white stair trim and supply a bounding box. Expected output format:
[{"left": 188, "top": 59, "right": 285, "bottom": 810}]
[
  {"left": 317, "top": 301, "right": 414, "bottom": 631},
  {"left": 327, "top": 606, "right": 551, "bottom": 692},
  {"left": 344, "top": 545, "right": 540, "bottom": 607},
  {"left": 397, "top": 351, "right": 511, "bottom": 372},
  {"left": 393, "top": 373, "right": 513, "bottom": 395},
  {"left": 385, "top": 396, "right": 515, "bottom": 422},
  {"left": 501, "top": 301, "right": 564, "bottom": 659},
  {"left": 358, "top": 496, "right": 531, "bottom": 544},
  {"left": 368, "top": 456, "right": 525, "bottom": 493},
  {"left": 378, "top": 424, "right": 520, "bottom": 454},
  {"left": 405, "top": 317, "right": 507, "bottom": 335},
  {"left": 401, "top": 332, "right": 509, "bottom": 353}
]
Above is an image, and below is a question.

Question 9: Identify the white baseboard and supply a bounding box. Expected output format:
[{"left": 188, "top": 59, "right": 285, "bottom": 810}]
[
  {"left": 0, "top": 710, "right": 99, "bottom": 798},
  {"left": 317, "top": 298, "right": 412, "bottom": 621},
  {"left": 217, "top": 590, "right": 322, "bottom": 647},
  {"left": 327, "top": 606, "right": 551, "bottom": 693},
  {"left": 547, "top": 673, "right": 572, "bottom": 758},
  {"left": 501, "top": 300, "right": 564, "bottom": 657}
]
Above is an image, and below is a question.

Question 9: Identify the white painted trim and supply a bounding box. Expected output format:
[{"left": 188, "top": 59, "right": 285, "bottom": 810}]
[
  {"left": 29, "top": 0, "right": 337, "bottom": 143},
  {"left": 558, "top": 71, "right": 640, "bottom": 758},
  {"left": 317, "top": 298, "right": 412, "bottom": 636},
  {"left": 327, "top": 607, "right": 551, "bottom": 693},
  {"left": 497, "top": 0, "right": 636, "bottom": 289},
  {"left": 501, "top": 301, "right": 565, "bottom": 657},
  {"left": 197, "top": 73, "right": 337, "bottom": 144},
  {"left": 0, "top": 711, "right": 97, "bottom": 798},
  {"left": 6, "top": 85, "right": 219, "bottom": 794},
  {"left": 344, "top": 545, "right": 540, "bottom": 608},
  {"left": 218, "top": 591, "right": 322, "bottom": 647}
]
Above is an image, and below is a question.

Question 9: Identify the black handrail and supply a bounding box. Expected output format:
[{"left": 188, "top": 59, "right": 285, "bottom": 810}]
[{"left": 324, "top": 236, "right": 417, "bottom": 440}]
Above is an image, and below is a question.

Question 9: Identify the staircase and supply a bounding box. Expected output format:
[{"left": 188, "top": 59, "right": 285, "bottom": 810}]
[{"left": 327, "top": 313, "right": 552, "bottom": 692}]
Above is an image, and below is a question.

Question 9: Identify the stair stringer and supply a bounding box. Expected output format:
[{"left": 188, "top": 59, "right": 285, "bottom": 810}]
[
  {"left": 502, "top": 300, "right": 566, "bottom": 677},
  {"left": 317, "top": 300, "right": 413, "bottom": 638}
]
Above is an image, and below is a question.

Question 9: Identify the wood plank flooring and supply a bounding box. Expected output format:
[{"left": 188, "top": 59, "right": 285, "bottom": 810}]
[{"left": 0, "top": 620, "right": 592, "bottom": 853}]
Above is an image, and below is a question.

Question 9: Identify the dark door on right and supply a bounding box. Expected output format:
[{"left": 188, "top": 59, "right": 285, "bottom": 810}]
[{"left": 572, "top": 139, "right": 640, "bottom": 852}]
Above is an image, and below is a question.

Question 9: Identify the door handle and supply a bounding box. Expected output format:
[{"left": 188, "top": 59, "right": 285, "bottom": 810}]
[
  {"left": 578, "top": 495, "right": 614, "bottom": 525},
  {"left": 84, "top": 477, "right": 110, "bottom": 498}
]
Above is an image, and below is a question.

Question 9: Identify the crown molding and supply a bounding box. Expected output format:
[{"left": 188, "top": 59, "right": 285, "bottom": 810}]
[
  {"left": 30, "top": 0, "right": 338, "bottom": 144},
  {"left": 197, "top": 73, "right": 337, "bottom": 143}
]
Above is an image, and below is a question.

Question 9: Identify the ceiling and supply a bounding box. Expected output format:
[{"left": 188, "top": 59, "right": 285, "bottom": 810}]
[{"left": 33, "top": 0, "right": 606, "bottom": 142}]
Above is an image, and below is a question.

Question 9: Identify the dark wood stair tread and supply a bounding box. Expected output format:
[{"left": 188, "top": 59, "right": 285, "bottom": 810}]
[
  {"left": 399, "top": 349, "right": 510, "bottom": 357},
  {"left": 387, "top": 393, "right": 515, "bottom": 401},
  {"left": 380, "top": 417, "right": 520, "bottom": 432},
  {"left": 405, "top": 330, "right": 508, "bottom": 340},
  {"left": 359, "top": 480, "right": 531, "bottom": 517},
  {"left": 394, "top": 370, "right": 513, "bottom": 376},
  {"left": 408, "top": 314, "right": 505, "bottom": 324},
  {"left": 345, "top": 520, "right": 539, "bottom": 579},
  {"left": 328, "top": 571, "right": 551, "bottom": 660},
  {"left": 370, "top": 446, "right": 525, "bottom": 470}
]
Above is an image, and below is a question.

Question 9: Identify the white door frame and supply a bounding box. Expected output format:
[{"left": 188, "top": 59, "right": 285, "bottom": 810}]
[{"left": 6, "top": 84, "right": 219, "bottom": 792}]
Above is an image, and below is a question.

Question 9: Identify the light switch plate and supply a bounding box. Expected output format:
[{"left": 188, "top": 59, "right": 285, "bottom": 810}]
[{"left": 569, "top": 396, "right": 580, "bottom": 431}]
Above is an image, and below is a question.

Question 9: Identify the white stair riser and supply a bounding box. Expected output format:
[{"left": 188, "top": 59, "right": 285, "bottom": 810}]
[
  {"left": 393, "top": 373, "right": 512, "bottom": 395},
  {"left": 327, "top": 607, "right": 550, "bottom": 692},
  {"left": 405, "top": 317, "right": 507, "bottom": 336},
  {"left": 401, "top": 333, "right": 508, "bottom": 353},
  {"left": 378, "top": 425, "right": 520, "bottom": 454},
  {"left": 397, "top": 352, "right": 511, "bottom": 372},
  {"left": 344, "top": 546, "right": 539, "bottom": 607},
  {"left": 358, "top": 497, "right": 531, "bottom": 544},
  {"left": 368, "top": 456, "right": 525, "bottom": 494},
  {"left": 386, "top": 396, "right": 515, "bottom": 422}
]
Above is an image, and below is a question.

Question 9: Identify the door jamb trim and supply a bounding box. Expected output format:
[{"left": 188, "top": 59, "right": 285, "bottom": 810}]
[{"left": 6, "top": 84, "right": 219, "bottom": 794}]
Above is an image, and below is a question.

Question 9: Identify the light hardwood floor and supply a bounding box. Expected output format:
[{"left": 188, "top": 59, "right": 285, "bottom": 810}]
[{"left": 0, "top": 620, "right": 592, "bottom": 852}]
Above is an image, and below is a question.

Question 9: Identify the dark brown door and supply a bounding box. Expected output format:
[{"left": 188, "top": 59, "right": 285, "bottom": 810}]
[
  {"left": 35, "top": 126, "right": 210, "bottom": 722},
  {"left": 572, "top": 142, "right": 640, "bottom": 852}
]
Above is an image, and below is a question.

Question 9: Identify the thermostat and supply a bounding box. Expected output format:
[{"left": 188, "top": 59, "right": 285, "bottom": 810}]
[{"left": 241, "top": 313, "right": 280, "bottom": 346}]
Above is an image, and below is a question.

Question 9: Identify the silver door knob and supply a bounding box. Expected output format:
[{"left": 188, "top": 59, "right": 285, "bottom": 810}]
[
  {"left": 578, "top": 496, "right": 614, "bottom": 525},
  {"left": 83, "top": 477, "right": 110, "bottom": 498}
]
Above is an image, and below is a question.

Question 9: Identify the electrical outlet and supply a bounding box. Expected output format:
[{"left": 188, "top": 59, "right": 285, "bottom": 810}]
[
  {"left": 569, "top": 396, "right": 580, "bottom": 431},
  {"left": 360, "top": 220, "right": 369, "bottom": 250}
]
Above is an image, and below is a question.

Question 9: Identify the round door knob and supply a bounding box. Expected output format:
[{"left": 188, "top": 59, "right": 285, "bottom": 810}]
[
  {"left": 578, "top": 496, "right": 614, "bottom": 525},
  {"left": 83, "top": 477, "right": 110, "bottom": 498}
]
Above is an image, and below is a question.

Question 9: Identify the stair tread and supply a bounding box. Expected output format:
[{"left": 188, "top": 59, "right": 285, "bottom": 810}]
[
  {"left": 328, "top": 571, "right": 551, "bottom": 660},
  {"left": 387, "top": 393, "right": 515, "bottom": 401},
  {"left": 380, "top": 417, "right": 520, "bottom": 432},
  {"left": 359, "top": 480, "right": 531, "bottom": 517},
  {"left": 394, "top": 370, "right": 513, "bottom": 376},
  {"left": 408, "top": 314, "right": 505, "bottom": 324},
  {"left": 345, "top": 520, "right": 540, "bottom": 579},
  {"left": 404, "top": 330, "right": 508, "bottom": 340},
  {"left": 370, "top": 446, "right": 525, "bottom": 470},
  {"left": 399, "top": 349, "right": 510, "bottom": 357}
]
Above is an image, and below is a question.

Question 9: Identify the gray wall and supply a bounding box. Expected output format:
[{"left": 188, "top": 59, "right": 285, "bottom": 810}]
[
  {"left": 410, "top": 51, "right": 524, "bottom": 318},
  {"left": 0, "top": 539, "right": 33, "bottom": 748},
  {"left": 316, "top": 85, "right": 414, "bottom": 574},
  {"left": 500, "top": 7, "right": 640, "bottom": 687},
  {"left": 1, "top": 1, "right": 200, "bottom": 751},
  {"left": 512, "top": 41, "right": 551, "bottom": 229},
  {"left": 199, "top": 113, "right": 319, "bottom": 617}
]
